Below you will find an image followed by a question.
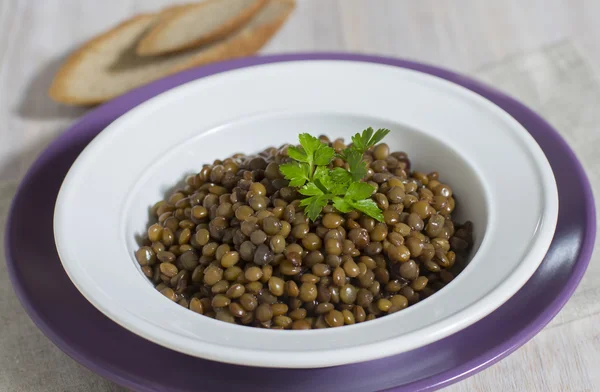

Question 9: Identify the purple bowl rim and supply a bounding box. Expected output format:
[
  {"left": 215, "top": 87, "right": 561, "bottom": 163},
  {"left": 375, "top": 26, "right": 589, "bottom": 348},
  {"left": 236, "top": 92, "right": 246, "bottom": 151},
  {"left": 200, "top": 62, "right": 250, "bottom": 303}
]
[{"left": 4, "top": 52, "right": 596, "bottom": 392}]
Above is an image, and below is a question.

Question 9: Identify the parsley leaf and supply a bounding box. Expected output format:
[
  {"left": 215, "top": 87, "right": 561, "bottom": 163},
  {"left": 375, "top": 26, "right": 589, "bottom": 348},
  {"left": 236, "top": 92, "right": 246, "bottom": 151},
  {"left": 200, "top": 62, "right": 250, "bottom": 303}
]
[
  {"left": 343, "top": 182, "right": 382, "bottom": 222},
  {"left": 313, "top": 166, "right": 330, "bottom": 182},
  {"left": 341, "top": 149, "right": 368, "bottom": 181},
  {"left": 287, "top": 146, "right": 309, "bottom": 163},
  {"left": 331, "top": 167, "right": 352, "bottom": 185},
  {"left": 312, "top": 167, "right": 333, "bottom": 194},
  {"left": 314, "top": 144, "right": 335, "bottom": 166},
  {"left": 369, "top": 128, "right": 391, "bottom": 148},
  {"left": 299, "top": 182, "right": 324, "bottom": 196},
  {"left": 346, "top": 182, "right": 376, "bottom": 200},
  {"left": 351, "top": 127, "right": 373, "bottom": 152},
  {"left": 349, "top": 199, "right": 384, "bottom": 222},
  {"left": 298, "top": 133, "right": 323, "bottom": 159},
  {"left": 301, "top": 194, "right": 330, "bottom": 222},
  {"left": 279, "top": 162, "right": 311, "bottom": 187},
  {"left": 332, "top": 197, "right": 353, "bottom": 213},
  {"left": 351, "top": 127, "right": 391, "bottom": 153},
  {"left": 316, "top": 171, "right": 347, "bottom": 196}
]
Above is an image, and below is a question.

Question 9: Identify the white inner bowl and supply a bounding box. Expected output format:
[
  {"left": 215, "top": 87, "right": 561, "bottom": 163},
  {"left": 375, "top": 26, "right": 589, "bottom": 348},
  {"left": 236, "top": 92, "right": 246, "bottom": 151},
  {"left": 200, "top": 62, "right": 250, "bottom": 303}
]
[{"left": 54, "top": 60, "right": 558, "bottom": 368}]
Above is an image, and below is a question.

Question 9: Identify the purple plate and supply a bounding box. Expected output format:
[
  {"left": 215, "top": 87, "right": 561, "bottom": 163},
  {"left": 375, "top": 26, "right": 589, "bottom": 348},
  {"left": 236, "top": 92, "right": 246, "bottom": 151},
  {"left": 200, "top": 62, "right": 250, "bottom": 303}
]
[{"left": 5, "top": 54, "right": 596, "bottom": 392}]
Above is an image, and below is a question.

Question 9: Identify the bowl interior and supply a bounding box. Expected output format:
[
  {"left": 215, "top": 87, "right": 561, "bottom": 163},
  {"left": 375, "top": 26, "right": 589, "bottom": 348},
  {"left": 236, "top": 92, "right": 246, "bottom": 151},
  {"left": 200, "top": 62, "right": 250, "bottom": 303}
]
[{"left": 124, "top": 112, "right": 489, "bottom": 284}]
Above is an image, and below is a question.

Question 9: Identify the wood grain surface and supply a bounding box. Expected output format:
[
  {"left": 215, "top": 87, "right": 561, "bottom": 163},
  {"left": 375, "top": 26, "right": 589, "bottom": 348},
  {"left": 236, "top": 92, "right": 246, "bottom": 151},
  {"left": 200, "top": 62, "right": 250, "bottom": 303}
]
[{"left": 0, "top": 1, "right": 598, "bottom": 391}]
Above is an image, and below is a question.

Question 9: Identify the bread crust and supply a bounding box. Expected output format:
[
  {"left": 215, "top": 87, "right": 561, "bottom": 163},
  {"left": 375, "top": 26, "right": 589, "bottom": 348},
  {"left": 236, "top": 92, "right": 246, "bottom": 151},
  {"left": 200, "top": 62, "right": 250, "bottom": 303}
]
[
  {"left": 172, "top": 0, "right": 294, "bottom": 73},
  {"left": 49, "top": 14, "right": 158, "bottom": 106},
  {"left": 136, "top": 0, "right": 268, "bottom": 57}
]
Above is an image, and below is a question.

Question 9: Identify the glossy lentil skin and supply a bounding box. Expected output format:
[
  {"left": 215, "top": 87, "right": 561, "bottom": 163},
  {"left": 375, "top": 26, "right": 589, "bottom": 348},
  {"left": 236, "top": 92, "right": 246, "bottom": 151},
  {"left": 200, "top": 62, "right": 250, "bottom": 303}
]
[{"left": 135, "top": 136, "right": 473, "bottom": 329}]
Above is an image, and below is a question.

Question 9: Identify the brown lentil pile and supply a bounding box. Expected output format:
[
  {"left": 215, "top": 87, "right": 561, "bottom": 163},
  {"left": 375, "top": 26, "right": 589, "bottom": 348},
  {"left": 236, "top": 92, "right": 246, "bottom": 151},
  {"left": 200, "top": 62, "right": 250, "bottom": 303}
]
[{"left": 134, "top": 136, "right": 473, "bottom": 329}]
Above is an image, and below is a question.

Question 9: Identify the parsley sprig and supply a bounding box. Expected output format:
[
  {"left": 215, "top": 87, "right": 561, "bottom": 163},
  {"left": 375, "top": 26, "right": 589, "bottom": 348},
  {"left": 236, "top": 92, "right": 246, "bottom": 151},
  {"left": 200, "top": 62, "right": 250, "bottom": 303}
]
[{"left": 279, "top": 128, "right": 390, "bottom": 222}]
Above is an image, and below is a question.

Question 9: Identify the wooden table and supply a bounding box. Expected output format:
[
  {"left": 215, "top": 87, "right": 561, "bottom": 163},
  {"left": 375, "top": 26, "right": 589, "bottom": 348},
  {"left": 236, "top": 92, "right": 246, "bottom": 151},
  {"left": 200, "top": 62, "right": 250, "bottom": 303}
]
[{"left": 1, "top": 1, "right": 598, "bottom": 391}]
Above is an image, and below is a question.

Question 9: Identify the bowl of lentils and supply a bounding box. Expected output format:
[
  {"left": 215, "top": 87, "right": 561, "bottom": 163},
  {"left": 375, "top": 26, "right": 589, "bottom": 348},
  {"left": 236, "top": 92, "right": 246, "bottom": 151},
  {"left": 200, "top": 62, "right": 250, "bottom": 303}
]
[
  {"left": 136, "top": 128, "right": 474, "bottom": 329},
  {"left": 55, "top": 60, "right": 558, "bottom": 368}
]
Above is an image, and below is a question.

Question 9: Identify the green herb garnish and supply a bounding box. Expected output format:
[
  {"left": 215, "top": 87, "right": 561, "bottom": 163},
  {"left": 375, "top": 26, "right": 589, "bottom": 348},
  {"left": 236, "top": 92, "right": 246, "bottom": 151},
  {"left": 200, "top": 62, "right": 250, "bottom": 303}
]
[{"left": 279, "top": 128, "right": 390, "bottom": 222}]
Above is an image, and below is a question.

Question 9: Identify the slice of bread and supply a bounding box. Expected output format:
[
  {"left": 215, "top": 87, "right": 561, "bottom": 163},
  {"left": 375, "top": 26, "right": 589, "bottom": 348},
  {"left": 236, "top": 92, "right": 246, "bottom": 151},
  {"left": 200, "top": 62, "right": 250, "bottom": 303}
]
[
  {"left": 137, "top": 0, "right": 267, "bottom": 56},
  {"left": 49, "top": 0, "right": 295, "bottom": 106}
]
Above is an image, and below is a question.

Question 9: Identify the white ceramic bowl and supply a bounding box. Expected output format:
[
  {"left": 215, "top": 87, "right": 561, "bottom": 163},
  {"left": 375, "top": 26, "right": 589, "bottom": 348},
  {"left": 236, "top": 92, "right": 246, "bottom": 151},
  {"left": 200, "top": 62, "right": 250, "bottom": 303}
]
[{"left": 54, "top": 60, "right": 558, "bottom": 368}]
